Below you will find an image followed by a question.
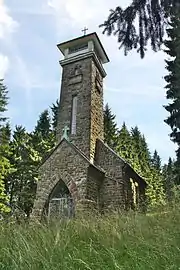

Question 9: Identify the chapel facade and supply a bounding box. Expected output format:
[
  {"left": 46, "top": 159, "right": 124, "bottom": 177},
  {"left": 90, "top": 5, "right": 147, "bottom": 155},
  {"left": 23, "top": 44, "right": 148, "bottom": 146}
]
[{"left": 32, "top": 32, "right": 147, "bottom": 220}]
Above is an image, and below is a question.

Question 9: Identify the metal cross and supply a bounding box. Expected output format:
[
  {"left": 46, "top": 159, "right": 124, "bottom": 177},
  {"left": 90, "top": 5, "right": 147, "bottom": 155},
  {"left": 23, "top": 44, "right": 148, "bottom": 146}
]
[
  {"left": 61, "top": 125, "right": 70, "bottom": 141},
  {"left": 82, "top": 27, "right": 88, "bottom": 36}
]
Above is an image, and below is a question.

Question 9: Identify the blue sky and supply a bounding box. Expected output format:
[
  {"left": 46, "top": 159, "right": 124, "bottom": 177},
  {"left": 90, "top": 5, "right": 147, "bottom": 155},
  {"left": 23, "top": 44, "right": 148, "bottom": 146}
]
[{"left": 0, "top": 0, "right": 177, "bottom": 163}]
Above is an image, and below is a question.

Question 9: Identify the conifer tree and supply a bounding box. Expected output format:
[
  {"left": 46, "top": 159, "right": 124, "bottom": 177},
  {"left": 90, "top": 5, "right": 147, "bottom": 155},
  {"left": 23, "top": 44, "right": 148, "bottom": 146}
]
[
  {"left": 32, "top": 109, "right": 55, "bottom": 159},
  {"left": 140, "top": 135, "right": 152, "bottom": 170},
  {"left": 162, "top": 157, "right": 175, "bottom": 201},
  {"left": 0, "top": 79, "right": 8, "bottom": 126},
  {"left": 151, "top": 150, "right": 161, "bottom": 172},
  {"left": 164, "top": 9, "right": 180, "bottom": 184},
  {"left": 130, "top": 126, "right": 142, "bottom": 174},
  {"left": 146, "top": 148, "right": 165, "bottom": 207},
  {"left": 0, "top": 80, "right": 12, "bottom": 213},
  {"left": 50, "top": 99, "right": 59, "bottom": 134},
  {"left": 131, "top": 126, "right": 151, "bottom": 175},
  {"left": 34, "top": 109, "right": 51, "bottom": 139},
  {"left": 104, "top": 103, "right": 118, "bottom": 150},
  {"left": 130, "top": 127, "right": 165, "bottom": 207},
  {"left": 100, "top": 0, "right": 180, "bottom": 58},
  {"left": 145, "top": 166, "right": 165, "bottom": 208},
  {"left": 8, "top": 126, "right": 40, "bottom": 217},
  {"left": 0, "top": 123, "right": 12, "bottom": 193},
  {"left": 116, "top": 123, "right": 134, "bottom": 164}
]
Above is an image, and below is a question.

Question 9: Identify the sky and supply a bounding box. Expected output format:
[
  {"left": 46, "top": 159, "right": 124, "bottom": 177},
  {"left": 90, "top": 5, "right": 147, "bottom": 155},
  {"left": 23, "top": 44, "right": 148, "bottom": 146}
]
[{"left": 0, "top": 0, "right": 177, "bottom": 163}]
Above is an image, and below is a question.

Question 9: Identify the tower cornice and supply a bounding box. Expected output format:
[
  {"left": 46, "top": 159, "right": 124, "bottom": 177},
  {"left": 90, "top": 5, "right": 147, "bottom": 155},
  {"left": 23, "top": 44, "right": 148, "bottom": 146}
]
[{"left": 59, "top": 51, "right": 107, "bottom": 78}]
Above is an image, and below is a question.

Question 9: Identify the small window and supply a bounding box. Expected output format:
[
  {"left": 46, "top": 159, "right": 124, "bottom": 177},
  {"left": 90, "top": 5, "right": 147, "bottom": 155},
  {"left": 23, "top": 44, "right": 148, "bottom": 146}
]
[
  {"left": 71, "top": 95, "right": 77, "bottom": 135},
  {"left": 69, "top": 43, "right": 88, "bottom": 54}
]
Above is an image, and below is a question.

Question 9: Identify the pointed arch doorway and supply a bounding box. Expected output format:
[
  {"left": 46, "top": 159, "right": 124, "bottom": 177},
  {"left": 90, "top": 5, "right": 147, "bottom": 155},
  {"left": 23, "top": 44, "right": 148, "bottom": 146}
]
[{"left": 47, "top": 179, "right": 74, "bottom": 220}]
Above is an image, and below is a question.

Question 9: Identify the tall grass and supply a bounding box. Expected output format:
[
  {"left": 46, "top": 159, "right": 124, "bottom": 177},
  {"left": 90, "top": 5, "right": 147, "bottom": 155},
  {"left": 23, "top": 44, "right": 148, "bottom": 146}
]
[{"left": 0, "top": 206, "right": 180, "bottom": 270}]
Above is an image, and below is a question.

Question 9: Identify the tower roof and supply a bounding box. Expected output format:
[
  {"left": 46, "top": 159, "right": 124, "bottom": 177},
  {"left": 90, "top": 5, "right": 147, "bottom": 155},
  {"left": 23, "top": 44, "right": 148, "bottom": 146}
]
[{"left": 57, "top": 32, "right": 109, "bottom": 64}]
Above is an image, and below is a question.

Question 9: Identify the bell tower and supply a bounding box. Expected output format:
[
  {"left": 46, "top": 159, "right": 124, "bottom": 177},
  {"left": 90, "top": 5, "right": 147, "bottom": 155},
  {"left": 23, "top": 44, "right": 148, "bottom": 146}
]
[{"left": 56, "top": 32, "right": 109, "bottom": 161}]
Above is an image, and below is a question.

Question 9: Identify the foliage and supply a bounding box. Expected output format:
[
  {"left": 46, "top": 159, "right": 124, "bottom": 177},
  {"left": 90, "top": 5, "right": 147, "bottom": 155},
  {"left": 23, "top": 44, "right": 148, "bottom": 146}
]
[
  {"left": 31, "top": 109, "right": 55, "bottom": 160},
  {"left": 0, "top": 79, "right": 8, "bottom": 125},
  {"left": 0, "top": 80, "right": 12, "bottom": 213},
  {"left": 50, "top": 99, "right": 59, "bottom": 135},
  {"left": 131, "top": 126, "right": 151, "bottom": 175},
  {"left": 0, "top": 126, "right": 14, "bottom": 214},
  {"left": 116, "top": 122, "right": 134, "bottom": 163},
  {"left": 162, "top": 157, "right": 176, "bottom": 201},
  {"left": 145, "top": 167, "right": 165, "bottom": 209},
  {"left": 151, "top": 150, "right": 161, "bottom": 171},
  {"left": 116, "top": 123, "right": 165, "bottom": 207},
  {"left": 6, "top": 126, "right": 40, "bottom": 217},
  {"left": 100, "top": 0, "right": 180, "bottom": 58},
  {"left": 0, "top": 205, "right": 180, "bottom": 269},
  {"left": 164, "top": 8, "right": 180, "bottom": 184},
  {"left": 0, "top": 151, "right": 11, "bottom": 213},
  {"left": 104, "top": 103, "right": 118, "bottom": 150},
  {"left": 4, "top": 107, "right": 56, "bottom": 217}
]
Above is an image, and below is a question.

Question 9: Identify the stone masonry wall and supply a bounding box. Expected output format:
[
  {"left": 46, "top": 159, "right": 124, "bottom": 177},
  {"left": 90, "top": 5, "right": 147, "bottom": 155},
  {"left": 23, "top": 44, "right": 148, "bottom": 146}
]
[
  {"left": 94, "top": 139, "right": 126, "bottom": 211},
  {"left": 86, "top": 166, "right": 104, "bottom": 211},
  {"left": 56, "top": 58, "right": 91, "bottom": 158},
  {"left": 56, "top": 55, "right": 104, "bottom": 161},
  {"left": 90, "top": 60, "right": 104, "bottom": 162},
  {"left": 32, "top": 140, "right": 90, "bottom": 219}
]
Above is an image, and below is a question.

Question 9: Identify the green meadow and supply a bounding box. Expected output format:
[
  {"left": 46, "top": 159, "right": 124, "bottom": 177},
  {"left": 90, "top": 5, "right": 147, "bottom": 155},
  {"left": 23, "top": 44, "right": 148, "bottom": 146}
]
[{"left": 0, "top": 206, "right": 180, "bottom": 270}]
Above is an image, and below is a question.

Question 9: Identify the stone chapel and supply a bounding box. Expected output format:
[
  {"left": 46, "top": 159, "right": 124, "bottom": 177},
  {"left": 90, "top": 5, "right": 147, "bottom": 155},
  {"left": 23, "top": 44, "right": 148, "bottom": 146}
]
[{"left": 32, "top": 32, "right": 147, "bottom": 220}]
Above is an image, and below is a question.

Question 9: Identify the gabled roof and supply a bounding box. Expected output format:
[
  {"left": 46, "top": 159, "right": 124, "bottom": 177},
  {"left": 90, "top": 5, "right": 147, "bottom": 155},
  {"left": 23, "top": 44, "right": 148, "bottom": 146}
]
[
  {"left": 97, "top": 139, "right": 147, "bottom": 186},
  {"left": 39, "top": 138, "right": 105, "bottom": 175}
]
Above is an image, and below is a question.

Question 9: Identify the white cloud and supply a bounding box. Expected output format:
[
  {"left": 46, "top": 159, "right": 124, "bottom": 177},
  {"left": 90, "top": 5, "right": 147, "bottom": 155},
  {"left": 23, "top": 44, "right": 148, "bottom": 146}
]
[
  {"left": 47, "top": 0, "right": 130, "bottom": 30},
  {"left": 0, "top": 54, "right": 9, "bottom": 77},
  {"left": 0, "top": 0, "right": 18, "bottom": 39}
]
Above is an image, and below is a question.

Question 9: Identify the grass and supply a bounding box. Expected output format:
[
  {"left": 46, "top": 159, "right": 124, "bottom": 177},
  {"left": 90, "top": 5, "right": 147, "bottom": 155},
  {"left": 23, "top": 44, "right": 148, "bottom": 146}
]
[{"left": 0, "top": 206, "right": 180, "bottom": 270}]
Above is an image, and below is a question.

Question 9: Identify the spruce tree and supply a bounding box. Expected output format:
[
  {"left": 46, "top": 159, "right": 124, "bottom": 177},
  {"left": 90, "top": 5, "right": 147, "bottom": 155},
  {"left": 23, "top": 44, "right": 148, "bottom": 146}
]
[
  {"left": 130, "top": 127, "right": 165, "bottom": 207},
  {"left": 116, "top": 122, "right": 134, "bottom": 164},
  {"left": 100, "top": 0, "right": 180, "bottom": 58},
  {"left": 104, "top": 103, "right": 118, "bottom": 150},
  {"left": 32, "top": 109, "right": 55, "bottom": 159},
  {"left": 151, "top": 150, "right": 161, "bottom": 172},
  {"left": 164, "top": 9, "right": 180, "bottom": 184},
  {"left": 8, "top": 126, "right": 40, "bottom": 217},
  {"left": 131, "top": 126, "right": 151, "bottom": 175},
  {"left": 34, "top": 109, "right": 51, "bottom": 139},
  {"left": 50, "top": 99, "right": 59, "bottom": 134},
  {"left": 162, "top": 157, "right": 175, "bottom": 201},
  {"left": 140, "top": 135, "right": 152, "bottom": 170},
  {"left": 0, "top": 79, "right": 8, "bottom": 126}
]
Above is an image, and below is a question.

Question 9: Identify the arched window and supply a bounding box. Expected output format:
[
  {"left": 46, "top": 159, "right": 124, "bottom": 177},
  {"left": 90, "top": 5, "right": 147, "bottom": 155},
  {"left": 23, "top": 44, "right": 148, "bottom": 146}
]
[{"left": 47, "top": 180, "right": 74, "bottom": 220}]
